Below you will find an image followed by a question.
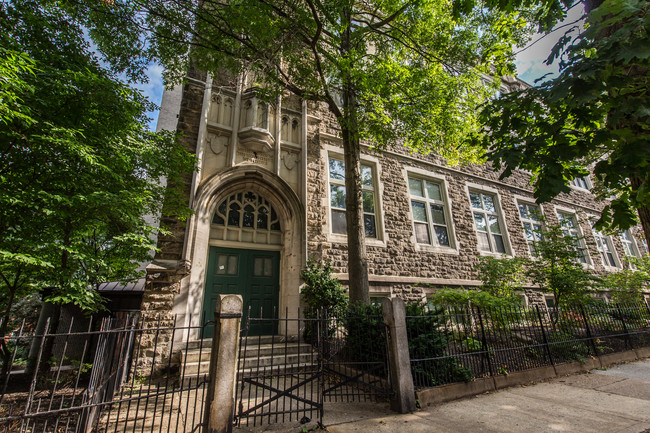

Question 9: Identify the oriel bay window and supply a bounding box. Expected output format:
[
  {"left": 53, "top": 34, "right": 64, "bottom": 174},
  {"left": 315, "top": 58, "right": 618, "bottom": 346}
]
[
  {"left": 328, "top": 156, "right": 378, "bottom": 238},
  {"left": 470, "top": 191, "right": 507, "bottom": 254},
  {"left": 408, "top": 177, "right": 452, "bottom": 247}
]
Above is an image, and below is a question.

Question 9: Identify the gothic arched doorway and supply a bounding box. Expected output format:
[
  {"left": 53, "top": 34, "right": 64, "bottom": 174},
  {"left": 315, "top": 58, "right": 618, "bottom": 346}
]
[{"left": 203, "top": 191, "right": 282, "bottom": 336}]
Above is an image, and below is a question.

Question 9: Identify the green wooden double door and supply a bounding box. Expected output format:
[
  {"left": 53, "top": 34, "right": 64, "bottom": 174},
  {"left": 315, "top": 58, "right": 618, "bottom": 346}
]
[{"left": 203, "top": 247, "right": 280, "bottom": 337}]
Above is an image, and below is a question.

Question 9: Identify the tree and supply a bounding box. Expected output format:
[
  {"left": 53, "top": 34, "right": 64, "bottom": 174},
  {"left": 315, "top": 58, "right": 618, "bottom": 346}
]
[
  {"left": 69, "top": 0, "right": 533, "bottom": 303},
  {"left": 0, "top": 0, "right": 195, "bottom": 336},
  {"left": 525, "top": 222, "right": 594, "bottom": 308},
  {"left": 474, "top": 0, "right": 650, "bottom": 245}
]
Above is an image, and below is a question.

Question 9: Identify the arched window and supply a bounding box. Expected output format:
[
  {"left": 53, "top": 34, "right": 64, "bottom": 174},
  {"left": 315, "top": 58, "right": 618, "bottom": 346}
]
[{"left": 212, "top": 191, "right": 282, "bottom": 245}]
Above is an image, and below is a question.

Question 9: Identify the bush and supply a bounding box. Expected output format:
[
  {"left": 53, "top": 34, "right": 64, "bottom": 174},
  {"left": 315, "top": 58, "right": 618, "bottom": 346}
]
[
  {"left": 405, "top": 302, "right": 473, "bottom": 386},
  {"left": 476, "top": 256, "right": 527, "bottom": 300},
  {"left": 301, "top": 259, "right": 348, "bottom": 316},
  {"left": 599, "top": 255, "right": 650, "bottom": 303},
  {"left": 429, "top": 288, "right": 521, "bottom": 310},
  {"left": 547, "top": 330, "right": 591, "bottom": 362},
  {"left": 300, "top": 260, "right": 348, "bottom": 343}
]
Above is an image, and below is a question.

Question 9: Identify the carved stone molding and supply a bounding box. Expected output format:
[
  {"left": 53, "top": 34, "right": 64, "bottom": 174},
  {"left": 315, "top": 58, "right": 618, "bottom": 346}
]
[
  {"left": 281, "top": 149, "right": 300, "bottom": 171},
  {"left": 209, "top": 134, "right": 229, "bottom": 155},
  {"left": 238, "top": 126, "right": 275, "bottom": 154}
]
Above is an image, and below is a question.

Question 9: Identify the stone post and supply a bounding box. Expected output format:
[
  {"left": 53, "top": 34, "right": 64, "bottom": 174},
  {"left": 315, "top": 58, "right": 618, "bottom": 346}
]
[
  {"left": 381, "top": 297, "right": 416, "bottom": 413},
  {"left": 203, "top": 294, "right": 243, "bottom": 433}
]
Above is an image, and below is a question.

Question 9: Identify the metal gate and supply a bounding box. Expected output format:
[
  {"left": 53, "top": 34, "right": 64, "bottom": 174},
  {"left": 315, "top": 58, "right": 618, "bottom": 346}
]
[
  {"left": 235, "top": 308, "right": 392, "bottom": 427},
  {"left": 0, "top": 314, "right": 212, "bottom": 433}
]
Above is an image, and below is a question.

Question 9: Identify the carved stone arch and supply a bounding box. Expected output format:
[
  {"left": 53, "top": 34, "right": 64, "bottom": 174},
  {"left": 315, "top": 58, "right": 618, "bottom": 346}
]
[{"left": 176, "top": 166, "right": 305, "bottom": 338}]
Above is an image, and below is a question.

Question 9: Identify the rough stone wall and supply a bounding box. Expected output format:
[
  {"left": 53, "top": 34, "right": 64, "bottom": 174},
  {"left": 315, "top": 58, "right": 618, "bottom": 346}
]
[
  {"left": 306, "top": 101, "right": 647, "bottom": 303},
  {"left": 138, "top": 69, "right": 207, "bottom": 364}
]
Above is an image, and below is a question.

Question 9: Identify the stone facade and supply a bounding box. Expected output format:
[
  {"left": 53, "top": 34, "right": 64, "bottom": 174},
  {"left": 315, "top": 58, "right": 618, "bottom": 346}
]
[{"left": 142, "top": 70, "right": 649, "bottom": 344}]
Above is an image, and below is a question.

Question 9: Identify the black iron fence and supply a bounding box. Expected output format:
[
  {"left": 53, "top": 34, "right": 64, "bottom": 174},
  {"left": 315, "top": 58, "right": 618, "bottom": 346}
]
[
  {"left": 406, "top": 301, "right": 650, "bottom": 389},
  {"left": 0, "top": 313, "right": 215, "bottom": 433},
  {"left": 235, "top": 306, "right": 391, "bottom": 428},
  {"left": 2, "top": 299, "right": 650, "bottom": 432}
]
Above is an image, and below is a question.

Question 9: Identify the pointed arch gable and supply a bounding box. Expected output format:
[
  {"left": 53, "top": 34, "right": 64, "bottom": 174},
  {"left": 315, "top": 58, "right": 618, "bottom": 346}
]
[{"left": 175, "top": 166, "right": 305, "bottom": 336}]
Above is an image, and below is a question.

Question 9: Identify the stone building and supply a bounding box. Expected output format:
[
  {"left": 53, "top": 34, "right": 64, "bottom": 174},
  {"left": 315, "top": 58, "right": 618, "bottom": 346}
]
[{"left": 141, "top": 68, "right": 649, "bottom": 339}]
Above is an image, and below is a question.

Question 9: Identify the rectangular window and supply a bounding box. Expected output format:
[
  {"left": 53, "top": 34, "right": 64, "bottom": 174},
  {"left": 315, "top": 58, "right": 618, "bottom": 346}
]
[
  {"left": 518, "top": 202, "right": 543, "bottom": 256},
  {"left": 571, "top": 176, "right": 590, "bottom": 190},
  {"left": 620, "top": 230, "right": 639, "bottom": 258},
  {"left": 557, "top": 212, "right": 588, "bottom": 264},
  {"left": 328, "top": 157, "right": 377, "bottom": 238},
  {"left": 408, "top": 177, "right": 452, "bottom": 247},
  {"left": 469, "top": 191, "right": 506, "bottom": 254},
  {"left": 593, "top": 229, "right": 619, "bottom": 268}
]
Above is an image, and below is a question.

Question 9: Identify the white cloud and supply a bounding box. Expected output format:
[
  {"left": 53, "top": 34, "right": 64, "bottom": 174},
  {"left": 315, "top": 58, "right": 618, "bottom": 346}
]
[{"left": 515, "top": 5, "right": 586, "bottom": 85}]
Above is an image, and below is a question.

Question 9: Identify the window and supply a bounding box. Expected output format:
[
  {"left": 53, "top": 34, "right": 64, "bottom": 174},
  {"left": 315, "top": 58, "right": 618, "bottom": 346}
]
[
  {"left": 557, "top": 212, "right": 588, "bottom": 264},
  {"left": 328, "top": 157, "right": 378, "bottom": 238},
  {"left": 469, "top": 191, "right": 506, "bottom": 253},
  {"left": 620, "top": 230, "right": 640, "bottom": 258},
  {"left": 212, "top": 191, "right": 281, "bottom": 245},
  {"left": 571, "top": 176, "right": 591, "bottom": 190},
  {"left": 408, "top": 177, "right": 452, "bottom": 247},
  {"left": 518, "top": 202, "right": 543, "bottom": 256},
  {"left": 593, "top": 229, "right": 619, "bottom": 268},
  {"left": 545, "top": 296, "right": 556, "bottom": 310}
]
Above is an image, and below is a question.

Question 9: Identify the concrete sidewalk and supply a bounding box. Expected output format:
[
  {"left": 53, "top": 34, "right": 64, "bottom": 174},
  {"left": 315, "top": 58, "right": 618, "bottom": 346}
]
[{"left": 237, "top": 359, "right": 650, "bottom": 432}]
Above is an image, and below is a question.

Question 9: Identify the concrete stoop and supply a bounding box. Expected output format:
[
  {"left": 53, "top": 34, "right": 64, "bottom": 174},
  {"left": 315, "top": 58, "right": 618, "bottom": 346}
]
[{"left": 180, "top": 335, "right": 316, "bottom": 377}]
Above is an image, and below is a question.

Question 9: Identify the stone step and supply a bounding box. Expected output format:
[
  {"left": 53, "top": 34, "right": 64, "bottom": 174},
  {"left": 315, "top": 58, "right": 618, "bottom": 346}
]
[
  {"left": 181, "top": 342, "right": 313, "bottom": 363},
  {"left": 182, "top": 352, "right": 316, "bottom": 377},
  {"left": 183, "top": 335, "right": 294, "bottom": 350}
]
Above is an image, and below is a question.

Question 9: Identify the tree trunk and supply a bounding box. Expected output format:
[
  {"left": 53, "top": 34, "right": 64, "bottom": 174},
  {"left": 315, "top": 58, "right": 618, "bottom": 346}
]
[
  {"left": 342, "top": 126, "right": 370, "bottom": 304},
  {"left": 630, "top": 175, "right": 650, "bottom": 248},
  {"left": 340, "top": 6, "right": 370, "bottom": 305}
]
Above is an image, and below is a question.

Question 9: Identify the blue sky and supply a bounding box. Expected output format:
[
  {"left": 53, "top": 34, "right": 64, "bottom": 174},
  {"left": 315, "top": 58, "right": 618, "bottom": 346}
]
[{"left": 137, "top": 8, "right": 585, "bottom": 131}]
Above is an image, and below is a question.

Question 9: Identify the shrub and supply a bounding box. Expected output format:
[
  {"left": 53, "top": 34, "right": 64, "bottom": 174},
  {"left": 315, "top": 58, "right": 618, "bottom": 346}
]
[
  {"left": 300, "top": 259, "right": 348, "bottom": 343},
  {"left": 547, "top": 330, "right": 591, "bottom": 362},
  {"left": 476, "top": 256, "right": 527, "bottom": 301},
  {"left": 599, "top": 255, "right": 650, "bottom": 303},
  {"left": 429, "top": 288, "right": 521, "bottom": 310}
]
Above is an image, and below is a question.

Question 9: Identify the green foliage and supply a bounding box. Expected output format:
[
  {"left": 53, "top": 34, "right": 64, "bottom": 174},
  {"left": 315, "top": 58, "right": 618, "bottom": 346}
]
[
  {"left": 599, "top": 255, "right": 650, "bottom": 303},
  {"left": 430, "top": 288, "right": 521, "bottom": 310},
  {"left": 476, "top": 256, "right": 527, "bottom": 301},
  {"left": 342, "top": 303, "right": 386, "bottom": 363},
  {"left": 527, "top": 222, "right": 596, "bottom": 308},
  {"left": 69, "top": 0, "right": 539, "bottom": 303},
  {"left": 300, "top": 260, "right": 348, "bottom": 318},
  {"left": 406, "top": 302, "right": 473, "bottom": 386},
  {"left": 547, "top": 330, "right": 591, "bottom": 362},
  {"left": 300, "top": 260, "right": 347, "bottom": 343},
  {"left": 0, "top": 0, "right": 196, "bottom": 323},
  {"left": 344, "top": 301, "right": 472, "bottom": 386},
  {"left": 474, "top": 0, "right": 650, "bottom": 241}
]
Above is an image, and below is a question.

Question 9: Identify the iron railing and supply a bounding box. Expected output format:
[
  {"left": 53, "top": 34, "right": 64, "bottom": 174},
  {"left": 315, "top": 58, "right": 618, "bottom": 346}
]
[
  {"left": 406, "top": 301, "right": 650, "bottom": 389},
  {"left": 235, "top": 306, "right": 391, "bottom": 428},
  {"left": 0, "top": 313, "right": 215, "bottom": 433}
]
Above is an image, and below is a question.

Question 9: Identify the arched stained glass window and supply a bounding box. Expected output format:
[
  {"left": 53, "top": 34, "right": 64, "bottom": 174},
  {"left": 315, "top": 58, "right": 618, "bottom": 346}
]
[{"left": 211, "top": 191, "right": 282, "bottom": 245}]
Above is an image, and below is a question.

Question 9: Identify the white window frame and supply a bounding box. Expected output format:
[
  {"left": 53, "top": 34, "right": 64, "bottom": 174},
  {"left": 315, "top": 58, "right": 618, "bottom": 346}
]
[
  {"left": 570, "top": 176, "right": 592, "bottom": 191},
  {"left": 619, "top": 230, "right": 641, "bottom": 268},
  {"left": 405, "top": 169, "right": 457, "bottom": 253},
  {"left": 466, "top": 184, "right": 511, "bottom": 256},
  {"left": 516, "top": 198, "right": 544, "bottom": 257},
  {"left": 325, "top": 148, "right": 385, "bottom": 246},
  {"left": 592, "top": 228, "right": 620, "bottom": 269},
  {"left": 556, "top": 209, "right": 591, "bottom": 265}
]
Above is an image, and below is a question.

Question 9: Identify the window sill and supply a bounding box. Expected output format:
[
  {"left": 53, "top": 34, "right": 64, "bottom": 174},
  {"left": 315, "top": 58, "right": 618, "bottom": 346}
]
[
  {"left": 413, "top": 244, "right": 459, "bottom": 255},
  {"left": 478, "top": 250, "right": 513, "bottom": 258},
  {"left": 327, "top": 233, "right": 387, "bottom": 248}
]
